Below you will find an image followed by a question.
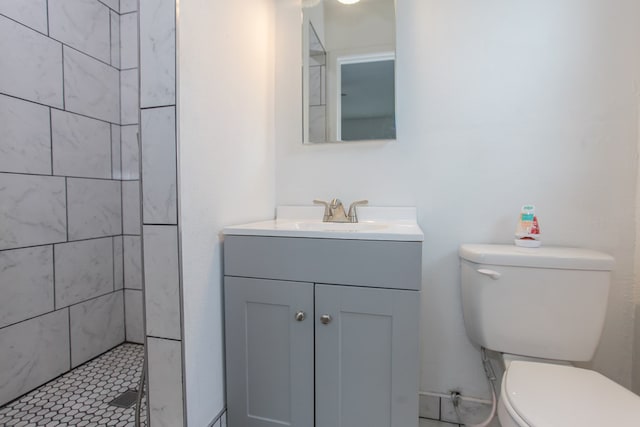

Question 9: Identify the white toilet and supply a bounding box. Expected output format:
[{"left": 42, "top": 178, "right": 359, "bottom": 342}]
[{"left": 459, "top": 244, "right": 640, "bottom": 426}]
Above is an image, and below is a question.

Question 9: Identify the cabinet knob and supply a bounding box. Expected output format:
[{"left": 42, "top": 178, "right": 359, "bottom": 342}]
[
  {"left": 320, "top": 314, "right": 332, "bottom": 325},
  {"left": 295, "top": 311, "right": 306, "bottom": 322}
]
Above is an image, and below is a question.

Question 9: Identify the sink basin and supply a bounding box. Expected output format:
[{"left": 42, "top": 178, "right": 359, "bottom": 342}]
[
  {"left": 223, "top": 206, "right": 424, "bottom": 241},
  {"left": 292, "top": 221, "right": 389, "bottom": 232}
]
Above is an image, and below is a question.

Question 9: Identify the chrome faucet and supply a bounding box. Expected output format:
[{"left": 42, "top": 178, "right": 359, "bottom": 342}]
[{"left": 313, "top": 199, "right": 368, "bottom": 223}]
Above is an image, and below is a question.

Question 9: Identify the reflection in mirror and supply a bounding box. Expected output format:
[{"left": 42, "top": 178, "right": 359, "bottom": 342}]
[
  {"left": 302, "top": 0, "right": 396, "bottom": 144},
  {"left": 308, "top": 23, "right": 328, "bottom": 142},
  {"left": 340, "top": 55, "right": 395, "bottom": 141}
]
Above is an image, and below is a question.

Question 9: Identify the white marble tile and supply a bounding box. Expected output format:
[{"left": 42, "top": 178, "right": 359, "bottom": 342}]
[
  {"left": 120, "top": 0, "right": 138, "bottom": 13},
  {"left": 0, "top": 342, "right": 145, "bottom": 424},
  {"left": 0, "top": 94, "right": 52, "bottom": 174},
  {"left": 309, "top": 66, "right": 321, "bottom": 106},
  {"left": 67, "top": 178, "right": 122, "bottom": 240},
  {"left": 123, "top": 235, "right": 142, "bottom": 290},
  {"left": 141, "top": 107, "right": 177, "bottom": 224},
  {"left": 139, "top": 0, "right": 175, "bottom": 107},
  {"left": 121, "top": 68, "right": 139, "bottom": 125},
  {"left": 0, "top": 0, "right": 47, "bottom": 34},
  {"left": 0, "top": 246, "right": 54, "bottom": 329},
  {"left": 63, "top": 46, "right": 119, "bottom": 123},
  {"left": 113, "top": 235, "right": 124, "bottom": 290},
  {"left": 320, "top": 65, "right": 326, "bottom": 105},
  {"left": 440, "top": 395, "right": 495, "bottom": 426},
  {"left": 0, "top": 16, "right": 63, "bottom": 108},
  {"left": 147, "top": 337, "right": 184, "bottom": 427},
  {"left": 420, "top": 394, "right": 441, "bottom": 420},
  {"left": 0, "top": 309, "right": 70, "bottom": 407},
  {"left": 99, "top": 0, "right": 119, "bottom": 12},
  {"left": 120, "top": 12, "right": 139, "bottom": 70},
  {"left": 309, "top": 105, "right": 326, "bottom": 142},
  {"left": 0, "top": 173, "right": 66, "bottom": 250},
  {"left": 220, "top": 412, "right": 227, "bottom": 427},
  {"left": 111, "top": 124, "right": 122, "bottom": 179},
  {"left": 125, "top": 289, "right": 144, "bottom": 344},
  {"left": 49, "top": 0, "right": 111, "bottom": 63},
  {"left": 110, "top": 10, "right": 120, "bottom": 68},
  {"left": 143, "top": 225, "right": 181, "bottom": 340},
  {"left": 121, "top": 125, "right": 140, "bottom": 180},
  {"left": 123, "top": 181, "right": 141, "bottom": 235},
  {"left": 51, "top": 109, "right": 112, "bottom": 179},
  {"left": 70, "top": 291, "right": 125, "bottom": 367},
  {"left": 54, "top": 237, "right": 114, "bottom": 307}
]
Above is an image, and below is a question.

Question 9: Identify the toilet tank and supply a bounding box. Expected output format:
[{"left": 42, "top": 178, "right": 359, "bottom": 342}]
[{"left": 459, "top": 244, "right": 614, "bottom": 362}]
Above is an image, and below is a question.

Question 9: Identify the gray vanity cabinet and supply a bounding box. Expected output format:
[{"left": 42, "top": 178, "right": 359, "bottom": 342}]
[
  {"left": 224, "top": 235, "right": 421, "bottom": 427},
  {"left": 314, "top": 284, "right": 419, "bottom": 427},
  {"left": 224, "top": 277, "right": 315, "bottom": 427}
]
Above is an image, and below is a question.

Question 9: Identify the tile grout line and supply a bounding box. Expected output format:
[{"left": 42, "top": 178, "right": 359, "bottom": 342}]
[
  {"left": 140, "top": 104, "right": 176, "bottom": 111},
  {"left": 45, "top": 0, "right": 50, "bottom": 36},
  {"left": 52, "top": 244, "right": 57, "bottom": 312},
  {"left": 123, "top": 286, "right": 128, "bottom": 342},
  {"left": 0, "top": 91, "right": 122, "bottom": 126},
  {"left": 49, "top": 107, "right": 54, "bottom": 175},
  {"left": 108, "top": 7, "right": 113, "bottom": 66},
  {"left": 0, "top": 170, "right": 125, "bottom": 181},
  {"left": 0, "top": 234, "right": 124, "bottom": 254},
  {"left": 64, "top": 177, "right": 69, "bottom": 242},
  {"left": 113, "top": 237, "right": 116, "bottom": 293},
  {"left": 110, "top": 121, "right": 114, "bottom": 180},
  {"left": 61, "top": 44, "right": 65, "bottom": 111},
  {"left": 67, "top": 307, "right": 72, "bottom": 370},
  {"left": 0, "top": 289, "right": 124, "bottom": 333}
]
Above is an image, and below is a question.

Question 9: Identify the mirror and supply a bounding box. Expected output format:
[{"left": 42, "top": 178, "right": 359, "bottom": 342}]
[{"left": 302, "top": 0, "right": 396, "bottom": 144}]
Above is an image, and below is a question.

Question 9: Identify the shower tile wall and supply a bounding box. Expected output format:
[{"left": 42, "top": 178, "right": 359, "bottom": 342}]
[
  {"left": 139, "top": 0, "right": 186, "bottom": 425},
  {"left": 308, "top": 39, "right": 327, "bottom": 142},
  {"left": 0, "top": 0, "right": 142, "bottom": 407},
  {"left": 119, "top": 1, "right": 144, "bottom": 346}
]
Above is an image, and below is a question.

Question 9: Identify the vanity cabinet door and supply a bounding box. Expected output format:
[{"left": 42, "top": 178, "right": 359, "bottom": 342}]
[
  {"left": 314, "top": 284, "right": 419, "bottom": 427},
  {"left": 225, "top": 277, "right": 314, "bottom": 427}
]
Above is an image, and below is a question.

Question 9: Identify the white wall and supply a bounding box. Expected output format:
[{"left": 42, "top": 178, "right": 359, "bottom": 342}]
[
  {"left": 177, "top": 0, "right": 276, "bottom": 424},
  {"left": 324, "top": 0, "right": 394, "bottom": 51},
  {"left": 276, "top": 0, "right": 640, "bottom": 397},
  {"left": 306, "top": 1, "right": 326, "bottom": 47}
]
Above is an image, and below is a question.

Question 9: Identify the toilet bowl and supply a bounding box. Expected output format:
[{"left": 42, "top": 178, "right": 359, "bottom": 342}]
[
  {"left": 458, "top": 244, "right": 640, "bottom": 426},
  {"left": 497, "top": 359, "right": 640, "bottom": 426}
]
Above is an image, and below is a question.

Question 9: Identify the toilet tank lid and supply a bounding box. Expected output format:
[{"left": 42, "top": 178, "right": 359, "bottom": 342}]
[
  {"left": 459, "top": 244, "right": 614, "bottom": 271},
  {"left": 504, "top": 361, "right": 640, "bottom": 426}
]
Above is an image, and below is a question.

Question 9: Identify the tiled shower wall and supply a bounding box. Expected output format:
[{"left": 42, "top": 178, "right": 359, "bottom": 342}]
[
  {"left": 0, "top": 0, "right": 142, "bottom": 407},
  {"left": 119, "top": 0, "right": 144, "bottom": 346},
  {"left": 138, "top": 0, "right": 185, "bottom": 425},
  {"left": 308, "top": 24, "right": 327, "bottom": 142}
]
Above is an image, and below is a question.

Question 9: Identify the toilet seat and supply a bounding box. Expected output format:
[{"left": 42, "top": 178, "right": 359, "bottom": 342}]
[{"left": 501, "top": 361, "right": 640, "bottom": 426}]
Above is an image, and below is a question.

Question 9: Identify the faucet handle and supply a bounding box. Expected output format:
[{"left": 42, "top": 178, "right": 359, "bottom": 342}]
[
  {"left": 313, "top": 200, "right": 331, "bottom": 221},
  {"left": 347, "top": 200, "right": 368, "bottom": 223}
]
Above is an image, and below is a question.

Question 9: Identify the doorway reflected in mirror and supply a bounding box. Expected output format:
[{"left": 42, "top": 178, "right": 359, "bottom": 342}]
[
  {"left": 340, "top": 55, "right": 395, "bottom": 141},
  {"left": 302, "top": 0, "right": 396, "bottom": 143}
]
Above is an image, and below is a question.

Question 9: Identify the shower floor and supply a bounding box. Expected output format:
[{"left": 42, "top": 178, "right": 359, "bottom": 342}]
[{"left": 0, "top": 343, "right": 146, "bottom": 426}]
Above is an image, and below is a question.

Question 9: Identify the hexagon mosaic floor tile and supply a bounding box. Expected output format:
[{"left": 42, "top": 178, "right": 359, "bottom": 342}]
[{"left": 0, "top": 343, "right": 146, "bottom": 426}]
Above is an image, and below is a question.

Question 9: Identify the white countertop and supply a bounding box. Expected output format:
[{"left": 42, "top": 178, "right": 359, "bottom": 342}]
[{"left": 223, "top": 206, "right": 424, "bottom": 241}]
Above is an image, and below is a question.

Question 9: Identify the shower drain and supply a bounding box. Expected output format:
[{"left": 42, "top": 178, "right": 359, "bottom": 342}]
[{"left": 108, "top": 389, "right": 140, "bottom": 408}]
